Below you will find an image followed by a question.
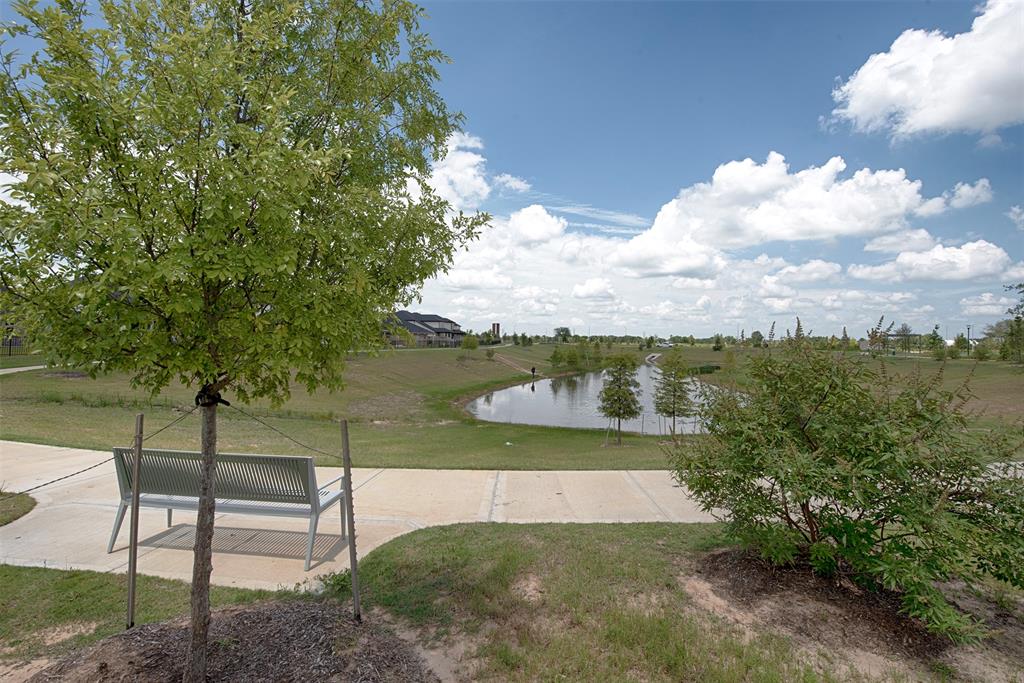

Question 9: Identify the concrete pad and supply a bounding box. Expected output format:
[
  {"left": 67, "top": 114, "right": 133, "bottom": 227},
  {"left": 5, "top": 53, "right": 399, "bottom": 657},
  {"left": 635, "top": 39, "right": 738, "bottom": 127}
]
[{"left": 0, "top": 440, "right": 715, "bottom": 590}]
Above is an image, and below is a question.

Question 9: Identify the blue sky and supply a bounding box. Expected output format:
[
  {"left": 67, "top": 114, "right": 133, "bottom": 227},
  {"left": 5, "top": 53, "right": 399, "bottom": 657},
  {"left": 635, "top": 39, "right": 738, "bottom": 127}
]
[{"left": 414, "top": 0, "right": 1024, "bottom": 337}]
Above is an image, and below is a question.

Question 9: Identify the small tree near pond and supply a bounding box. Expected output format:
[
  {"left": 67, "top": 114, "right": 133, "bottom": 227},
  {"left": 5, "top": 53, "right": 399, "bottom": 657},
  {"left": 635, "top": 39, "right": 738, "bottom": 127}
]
[
  {"left": 460, "top": 334, "right": 479, "bottom": 356},
  {"left": 653, "top": 350, "right": 692, "bottom": 439},
  {"left": 599, "top": 355, "right": 641, "bottom": 446},
  {"left": 671, "top": 319, "right": 1023, "bottom": 640},
  {"left": 0, "top": 2, "right": 484, "bottom": 679}
]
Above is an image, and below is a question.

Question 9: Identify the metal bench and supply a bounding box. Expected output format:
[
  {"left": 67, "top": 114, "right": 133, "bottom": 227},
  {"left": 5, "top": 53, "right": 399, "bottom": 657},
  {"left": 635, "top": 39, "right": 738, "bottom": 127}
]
[{"left": 108, "top": 448, "right": 346, "bottom": 570}]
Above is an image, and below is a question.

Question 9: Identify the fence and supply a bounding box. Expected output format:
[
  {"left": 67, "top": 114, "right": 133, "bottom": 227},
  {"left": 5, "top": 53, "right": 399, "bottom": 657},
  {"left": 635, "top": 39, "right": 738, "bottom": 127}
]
[{"left": 2, "top": 336, "right": 31, "bottom": 356}]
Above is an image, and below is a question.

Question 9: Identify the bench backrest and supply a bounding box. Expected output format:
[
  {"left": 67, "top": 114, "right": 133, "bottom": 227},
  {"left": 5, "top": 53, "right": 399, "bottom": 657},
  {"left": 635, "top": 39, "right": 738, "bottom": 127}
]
[{"left": 113, "top": 448, "right": 316, "bottom": 506}]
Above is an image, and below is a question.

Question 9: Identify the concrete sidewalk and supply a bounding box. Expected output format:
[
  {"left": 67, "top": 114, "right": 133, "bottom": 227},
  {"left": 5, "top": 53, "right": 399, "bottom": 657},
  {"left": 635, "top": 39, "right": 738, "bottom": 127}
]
[{"left": 0, "top": 440, "right": 712, "bottom": 590}]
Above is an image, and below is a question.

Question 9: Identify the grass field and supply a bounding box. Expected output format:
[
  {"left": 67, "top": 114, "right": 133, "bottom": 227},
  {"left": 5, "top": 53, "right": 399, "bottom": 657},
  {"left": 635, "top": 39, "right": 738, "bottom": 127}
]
[
  {"left": 1, "top": 344, "right": 1020, "bottom": 469},
  {"left": 0, "top": 565, "right": 284, "bottom": 663},
  {"left": 341, "top": 522, "right": 1017, "bottom": 681},
  {"left": 0, "top": 493, "right": 35, "bottom": 526},
  {"left": 0, "top": 353, "right": 44, "bottom": 370}
]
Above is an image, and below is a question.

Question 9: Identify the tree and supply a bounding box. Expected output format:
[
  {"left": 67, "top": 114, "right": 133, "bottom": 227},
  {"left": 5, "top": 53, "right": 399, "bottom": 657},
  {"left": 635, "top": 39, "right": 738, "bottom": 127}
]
[
  {"left": 549, "top": 346, "right": 564, "bottom": 367},
  {"left": 927, "top": 325, "right": 944, "bottom": 351},
  {"left": 749, "top": 330, "right": 764, "bottom": 348},
  {"left": 0, "top": 2, "right": 484, "bottom": 679},
  {"left": 711, "top": 334, "right": 724, "bottom": 351},
  {"left": 653, "top": 351, "right": 692, "bottom": 439},
  {"left": 671, "top": 322, "right": 1023, "bottom": 640},
  {"left": 512, "top": 332, "right": 520, "bottom": 346},
  {"left": 554, "top": 326, "right": 571, "bottom": 343},
  {"left": 599, "top": 355, "right": 641, "bottom": 446},
  {"left": 895, "top": 323, "right": 913, "bottom": 354},
  {"left": 841, "top": 326, "right": 850, "bottom": 349},
  {"left": 954, "top": 333, "right": 969, "bottom": 353},
  {"left": 461, "top": 334, "right": 479, "bottom": 356}
]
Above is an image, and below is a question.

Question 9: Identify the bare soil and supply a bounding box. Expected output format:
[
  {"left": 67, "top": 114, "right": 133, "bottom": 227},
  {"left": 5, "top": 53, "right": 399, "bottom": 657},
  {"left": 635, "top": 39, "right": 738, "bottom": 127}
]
[
  {"left": 30, "top": 601, "right": 440, "bottom": 683},
  {"left": 687, "top": 548, "right": 1024, "bottom": 681}
]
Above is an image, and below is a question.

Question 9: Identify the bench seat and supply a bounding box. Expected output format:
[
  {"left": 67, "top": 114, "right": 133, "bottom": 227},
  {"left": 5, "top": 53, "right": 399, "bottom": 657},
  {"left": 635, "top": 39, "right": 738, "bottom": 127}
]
[{"left": 108, "top": 448, "right": 346, "bottom": 570}]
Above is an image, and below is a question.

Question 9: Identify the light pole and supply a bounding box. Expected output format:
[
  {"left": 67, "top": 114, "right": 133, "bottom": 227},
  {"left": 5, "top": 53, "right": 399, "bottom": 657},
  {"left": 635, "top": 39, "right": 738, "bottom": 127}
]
[{"left": 966, "top": 324, "right": 971, "bottom": 357}]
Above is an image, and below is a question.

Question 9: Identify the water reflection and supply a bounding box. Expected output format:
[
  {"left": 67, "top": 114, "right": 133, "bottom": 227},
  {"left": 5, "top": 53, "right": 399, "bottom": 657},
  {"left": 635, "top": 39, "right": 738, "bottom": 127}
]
[{"left": 468, "top": 364, "right": 704, "bottom": 435}]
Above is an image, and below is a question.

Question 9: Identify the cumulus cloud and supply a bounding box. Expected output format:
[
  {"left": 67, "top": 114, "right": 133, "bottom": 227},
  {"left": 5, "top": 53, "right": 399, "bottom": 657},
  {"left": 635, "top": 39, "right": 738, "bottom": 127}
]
[
  {"left": 612, "top": 152, "right": 940, "bottom": 263},
  {"left": 451, "top": 295, "right": 493, "bottom": 311},
  {"left": 493, "top": 173, "right": 531, "bottom": 193},
  {"left": 1008, "top": 205, "right": 1024, "bottom": 230},
  {"left": 864, "top": 229, "right": 936, "bottom": 253},
  {"left": 775, "top": 259, "right": 842, "bottom": 283},
  {"left": 948, "top": 178, "right": 993, "bottom": 209},
  {"left": 427, "top": 132, "right": 491, "bottom": 210},
  {"left": 960, "top": 292, "right": 1015, "bottom": 316},
  {"left": 848, "top": 240, "right": 1011, "bottom": 282},
  {"left": 572, "top": 277, "right": 617, "bottom": 300},
  {"left": 507, "top": 204, "right": 566, "bottom": 244},
  {"left": 831, "top": 0, "right": 1024, "bottom": 138}
]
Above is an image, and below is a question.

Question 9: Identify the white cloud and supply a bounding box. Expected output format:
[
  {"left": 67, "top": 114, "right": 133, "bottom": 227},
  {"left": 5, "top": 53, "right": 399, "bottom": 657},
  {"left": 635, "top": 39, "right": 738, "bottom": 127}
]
[
  {"left": 670, "top": 277, "right": 716, "bottom": 290},
  {"left": 948, "top": 178, "right": 993, "bottom": 209},
  {"left": 550, "top": 205, "right": 649, "bottom": 229},
  {"left": 506, "top": 204, "right": 566, "bottom": 244},
  {"left": 572, "top": 277, "right": 616, "bottom": 300},
  {"left": 864, "top": 229, "right": 936, "bottom": 253},
  {"left": 831, "top": 0, "right": 1024, "bottom": 138},
  {"left": 493, "top": 173, "right": 531, "bottom": 193},
  {"left": 758, "top": 276, "right": 796, "bottom": 298},
  {"left": 1005, "top": 262, "right": 1024, "bottom": 279},
  {"left": 960, "top": 292, "right": 1015, "bottom": 316},
  {"left": 614, "top": 152, "right": 936, "bottom": 260},
  {"left": 775, "top": 259, "right": 842, "bottom": 283},
  {"left": 1008, "top": 205, "right": 1024, "bottom": 230},
  {"left": 848, "top": 240, "right": 1011, "bottom": 282},
  {"left": 451, "top": 295, "right": 493, "bottom": 311},
  {"left": 427, "top": 133, "right": 491, "bottom": 210}
]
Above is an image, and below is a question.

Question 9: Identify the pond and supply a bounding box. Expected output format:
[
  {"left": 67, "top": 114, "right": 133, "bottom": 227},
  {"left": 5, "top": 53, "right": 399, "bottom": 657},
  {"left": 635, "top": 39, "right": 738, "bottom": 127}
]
[{"left": 467, "top": 363, "right": 704, "bottom": 436}]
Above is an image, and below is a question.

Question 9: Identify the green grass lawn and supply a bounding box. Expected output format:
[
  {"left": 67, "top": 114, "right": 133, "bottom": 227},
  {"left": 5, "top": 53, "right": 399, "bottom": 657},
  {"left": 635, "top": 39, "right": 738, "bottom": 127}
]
[
  {"left": 343, "top": 523, "right": 888, "bottom": 681},
  {"left": 0, "top": 353, "right": 45, "bottom": 370},
  {"left": 0, "top": 344, "right": 675, "bottom": 469},
  {"left": 0, "top": 493, "right": 35, "bottom": 526},
  {"left": 1, "top": 344, "right": 1020, "bottom": 469},
  {"left": 0, "top": 565, "right": 285, "bottom": 662}
]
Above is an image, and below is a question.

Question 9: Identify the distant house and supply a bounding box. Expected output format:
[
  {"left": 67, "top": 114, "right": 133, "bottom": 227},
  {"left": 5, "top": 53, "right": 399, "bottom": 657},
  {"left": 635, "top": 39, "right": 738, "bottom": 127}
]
[{"left": 389, "top": 311, "right": 466, "bottom": 348}]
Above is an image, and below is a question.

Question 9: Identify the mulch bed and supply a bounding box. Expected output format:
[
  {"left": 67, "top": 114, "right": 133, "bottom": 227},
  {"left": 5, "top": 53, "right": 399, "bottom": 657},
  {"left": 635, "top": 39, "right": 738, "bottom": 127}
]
[
  {"left": 697, "top": 548, "right": 950, "bottom": 660},
  {"left": 31, "top": 600, "right": 439, "bottom": 683}
]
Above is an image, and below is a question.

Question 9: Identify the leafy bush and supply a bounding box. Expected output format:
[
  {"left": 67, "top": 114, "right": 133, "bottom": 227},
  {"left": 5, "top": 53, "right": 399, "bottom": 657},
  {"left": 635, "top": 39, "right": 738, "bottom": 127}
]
[
  {"left": 485, "top": 348, "right": 495, "bottom": 360},
  {"left": 671, "top": 324, "right": 1023, "bottom": 640}
]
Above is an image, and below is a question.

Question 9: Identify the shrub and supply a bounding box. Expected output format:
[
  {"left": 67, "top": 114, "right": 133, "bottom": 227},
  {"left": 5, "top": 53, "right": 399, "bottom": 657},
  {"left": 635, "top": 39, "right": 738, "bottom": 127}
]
[
  {"left": 947, "top": 344, "right": 961, "bottom": 360},
  {"left": 932, "top": 344, "right": 946, "bottom": 361},
  {"left": 671, "top": 325, "right": 1023, "bottom": 640},
  {"left": 485, "top": 348, "right": 495, "bottom": 360},
  {"left": 973, "top": 343, "right": 991, "bottom": 361}
]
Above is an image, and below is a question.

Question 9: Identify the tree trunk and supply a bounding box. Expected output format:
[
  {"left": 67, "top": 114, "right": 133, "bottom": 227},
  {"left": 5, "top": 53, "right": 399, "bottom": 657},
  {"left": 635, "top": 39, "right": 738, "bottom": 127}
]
[
  {"left": 184, "top": 402, "right": 217, "bottom": 682},
  {"left": 617, "top": 418, "right": 622, "bottom": 446}
]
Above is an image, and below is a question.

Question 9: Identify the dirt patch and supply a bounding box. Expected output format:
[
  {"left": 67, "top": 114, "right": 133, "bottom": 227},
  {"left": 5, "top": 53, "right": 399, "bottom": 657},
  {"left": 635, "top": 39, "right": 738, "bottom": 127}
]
[
  {"left": 31, "top": 601, "right": 439, "bottom": 683},
  {"left": 39, "top": 622, "right": 98, "bottom": 647},
  {"left": 40, "top": 371, "right": 87, "bottom": 379},
  {"left": 0, "top": 658, "right": 51, "bottom": 683},
  {"left": 373, "top": 609, "right": 479, "bottom": 683},
  {"left": 683, "top": 549, "right": 1024, "bottom": 682},
  {"left": 513, "top": 574, "right": 544, "bottom": 603}
]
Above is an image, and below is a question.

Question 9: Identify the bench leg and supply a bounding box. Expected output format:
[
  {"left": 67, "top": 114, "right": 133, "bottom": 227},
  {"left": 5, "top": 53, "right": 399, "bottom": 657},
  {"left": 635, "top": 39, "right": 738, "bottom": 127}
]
[
  {"left": 107, "top": 501, "right": 128, "bottom": 553},
  {"left": 305, "top": 513, "right": 319, "bottom": 571},
  {"left": 167, "top": 508, "right": 172, "bottom": 527},
  {"left": 339, "top": 498, "right": 346, "bottom": 541}
]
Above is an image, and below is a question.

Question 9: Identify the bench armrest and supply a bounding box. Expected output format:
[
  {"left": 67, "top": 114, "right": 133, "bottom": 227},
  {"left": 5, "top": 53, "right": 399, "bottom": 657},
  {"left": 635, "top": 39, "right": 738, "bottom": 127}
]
[{"left": 317, "top": 474, "right": 345, "bottom": 491}]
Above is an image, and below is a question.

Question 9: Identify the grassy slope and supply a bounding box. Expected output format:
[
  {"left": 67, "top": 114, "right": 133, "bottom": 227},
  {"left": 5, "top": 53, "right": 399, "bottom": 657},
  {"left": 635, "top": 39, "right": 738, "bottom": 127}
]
[
  {"left": 0, "top": 354, "right": 45, "bottom": 370},
  {"left": 1, "top": 344, "right": 1019, "bottom": 469},
  {"left": 0, "top": 493, "right": 35, "bottom": 526},
  {"left": 0, "top": 345, "right": 671, "bottom": 469},
  {"left": 352, "top": 523, "right": 851, "bottom": 682},
  {"left": 0, "top": 565, "right": 284, "bottom": 662}
]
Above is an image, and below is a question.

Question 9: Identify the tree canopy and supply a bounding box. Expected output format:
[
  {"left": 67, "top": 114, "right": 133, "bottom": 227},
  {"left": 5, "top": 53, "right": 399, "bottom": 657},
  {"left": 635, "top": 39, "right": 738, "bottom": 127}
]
[{"left": 1, "top": 0, "right": 484, "bottom": 402}]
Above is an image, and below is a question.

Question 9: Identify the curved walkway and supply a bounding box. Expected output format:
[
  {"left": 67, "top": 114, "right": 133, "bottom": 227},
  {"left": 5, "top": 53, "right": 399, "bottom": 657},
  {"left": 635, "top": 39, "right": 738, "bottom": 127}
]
[{"left": 0, "top": 440, "right": 711, "bottom": 590}]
